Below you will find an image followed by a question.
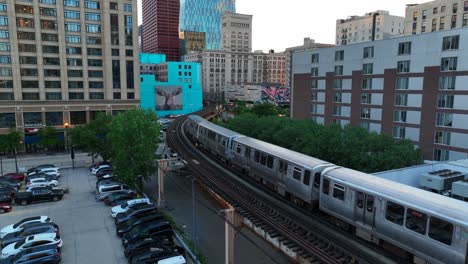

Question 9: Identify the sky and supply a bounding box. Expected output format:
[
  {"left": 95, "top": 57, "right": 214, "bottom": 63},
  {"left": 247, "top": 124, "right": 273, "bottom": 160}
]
[{"left": 137, "top": 0, "right": 429, "bottom": 52}]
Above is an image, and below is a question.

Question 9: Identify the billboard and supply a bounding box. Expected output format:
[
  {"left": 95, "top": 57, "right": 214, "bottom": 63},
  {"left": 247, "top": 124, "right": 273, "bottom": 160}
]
[
  {"left": 261, "top": 84, "right": 290, "bottom": 105},
  {"left": 156, "top": 86, "right": 183, "bottom": 111}
]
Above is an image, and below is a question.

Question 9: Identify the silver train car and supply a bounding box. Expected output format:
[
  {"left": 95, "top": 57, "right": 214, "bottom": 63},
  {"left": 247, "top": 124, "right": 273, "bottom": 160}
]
[
  {"left": 321, "top": 167, "right": 468, "bottom": 264},
  {"left": 231, "top": 136, "right": 332, "bottom": 206}
]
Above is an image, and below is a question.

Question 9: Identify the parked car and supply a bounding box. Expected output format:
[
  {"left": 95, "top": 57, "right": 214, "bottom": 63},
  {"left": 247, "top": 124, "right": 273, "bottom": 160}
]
[
  {"left": 122, "top": 221, "right": 172, "bottom": 247},
  {"left": 92, "top": 165, "right": 111, "bottom": 175},
  {"left": 111, "top": 198, "right": 152, "bottom": 218},
  {"left": 2, "top": 246, "right": 61, "bottom": 264},
  {"left": 15, "top": 188, "right": 64, "bottom": 206},
  {"left": 96, "top": 168, "right": 112, "bottom": 178},
  {"left": 0, "top": 203, "right": 12, "bottom": 214},
  {"left": 89, "top": 161, "right": 111, "bottom": 172},
  {"left": 0, "top": 179, "right": 20, "bottom": 190},
  {"left": 0, "top": 187, "right": 16, "bottom": 198},
  {"left": 96, "top": 184, "right": 133, "bottom": 201},
  {"left": 28, "top": 168, "right": 60, "bottom": 178},
  {"left": 26, "top": 174, "right": 59, "bottom": 183},
  {"left": 0, "top": 194, "right": 13, "bottom": 204},
  {"left": 26, "top": 178, "right": 58, "bottom": 189},
  {"left": 0, "top": 233, "right": 62, "bottom": 259},
  {"left": 116, "top": 213, "right": 164, "bottom": 237},
  {"left": 1, "top": 173, "right": 25, "bottom": 182},
  {"left": 128, "top": 245, "right": 184, "bottom": 263},
  {"left": 0, "top": 217, "right": 51, "bottom": 239},
  {"left": 96, "top": 179, "right": 120, "bottom": 189},
  {"left": 103, "top": 192, "right": 136, "bottom": 206},
  {"left": 27, "top": 165, "right": 55, "bottom": 174},
  {"left": 130, "top": 251, "right": 184, "bottom": 264},
  {"left": 0, "top": 244, "right": 60, "bottom": 264},
  {"left": 96, "top": 173, "right": 113, "bottom": 181},
  {"left": 114, "top": 205, "right": 157, "bottom": 224},
  {"left": 123, "top": 236, "right": 174, "bottom": 257},
  {"left": 1, "top": 224, "right": 60, "bottom": 248}
]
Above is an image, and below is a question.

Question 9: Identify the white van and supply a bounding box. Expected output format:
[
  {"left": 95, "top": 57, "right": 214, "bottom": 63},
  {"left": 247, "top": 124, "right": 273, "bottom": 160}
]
[
  {"left": 95, "top": 183, "right": 132, "bottom": 200},
  {"left": 110, "top": 198, "right": 152, "bottom": 217},
  {"left": 159, "top": 256, "right": 186, "bottom": 264}
]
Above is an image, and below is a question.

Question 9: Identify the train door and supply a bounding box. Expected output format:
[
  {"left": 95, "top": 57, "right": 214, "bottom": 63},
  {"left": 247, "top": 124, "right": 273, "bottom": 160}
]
[
  {"left": 278, "top": 160, "right": 287, "bottom": 183},
  {"left": 355, "top": 191, "right": 375, "bottom": 228}
]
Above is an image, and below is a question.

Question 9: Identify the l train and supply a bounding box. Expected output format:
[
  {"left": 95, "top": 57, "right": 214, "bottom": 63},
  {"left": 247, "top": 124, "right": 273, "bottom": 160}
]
[{"left": 185, "top": 115, "right": 468, "bottom": 264}]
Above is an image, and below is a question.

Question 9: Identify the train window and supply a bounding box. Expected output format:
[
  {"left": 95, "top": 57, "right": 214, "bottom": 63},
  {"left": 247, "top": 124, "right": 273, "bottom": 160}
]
[
  {"left": 254, "top": 151, "right": 260, "bottom": 163},
  {"left": 266, "top": 156, "right": 274, "bottom": 169},
  {"left": 322, "top": 178, "right": 330, "bottom": 195},
  {"left": 221, "top": 138, "right": 227, "bottom": 147},
  {"left": 260, "top": 153, "right": 267, "bottom": 166},
  {"left": 333, "top": 184, "right": 345, "bottom": 200},
  {"left": 313, "top": 173, "right": 321, "bottom": 189},
  {"left": 303, "top": 170, "right": 311, "bottom": 185},
  {"left": 293, "top": 167, "right": 301, "bottom": 181},
  {"left": 429, "top": 217, "right": 453, "bottom": 245},
  {"left": 405, "top": 208, "right": 428, "bottom": 235},
  {"left": 235, "top": 144, "right": 242, "bottom": 154},
  {"left": 279, "top": 161, "right": 283, "bottom": 173},
  {"left": 356, "top": 192, "right": 364, "bottom": 208},
  {"left": 282, "top": 162, "right": 288, "bottom": 174},
  {"left": 385, "top": 201, "right": 404, "bottom": 226},
  {"left": 366, "top": 195, "right": 374, "bottom": 212},
  {"left": 245, "top": 148, "right": 250, "bottom": 158}
]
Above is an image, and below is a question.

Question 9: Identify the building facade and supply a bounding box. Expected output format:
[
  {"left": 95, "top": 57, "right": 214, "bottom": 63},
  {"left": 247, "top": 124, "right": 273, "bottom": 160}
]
[
  {"left": 179, "top": 0, "right": 235, "bottom": 50},
  {"left": 185, "top": 50, "right": 286, "bottom": 102},
  {"left": 179, "top": 31, "right": 206, "bottom": 57},
  {"left": 292, "top": 28, "right": 468, "bottom": 161},
  {"left": 336, "top": 10, "right": 404, "bottom": 46},
  {"left": 0, "top": 0, "right": 139, "bottom": 151},
  {"left": 142, "top": 0, "right": 180, "bottom": 61},
  {"left": 221, "top": 12, "right": 252, "bottom": 53},
  {"left": 404, "top": 0, "right": 468, "bottom": 35},
  {"left": 140, "top": 53, "right": 202, "bottom": 117}
]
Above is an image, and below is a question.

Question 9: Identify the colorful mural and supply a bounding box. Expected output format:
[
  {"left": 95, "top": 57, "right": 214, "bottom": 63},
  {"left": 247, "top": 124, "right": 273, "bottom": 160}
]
[{"left": 261, "top": 85, "right": 290, "bottom": 105}]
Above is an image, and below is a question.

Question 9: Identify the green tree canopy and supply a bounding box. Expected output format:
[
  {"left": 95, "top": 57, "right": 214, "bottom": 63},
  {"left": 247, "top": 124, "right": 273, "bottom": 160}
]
[
  {"left": 37, "top": 127, "right": 60, "bottom": 150},
  {"left": 0, "top": 129, "right": 22, "bottom": 153},
  {"left": 107, "top": 109, "right": 160, "bottom": 188}
]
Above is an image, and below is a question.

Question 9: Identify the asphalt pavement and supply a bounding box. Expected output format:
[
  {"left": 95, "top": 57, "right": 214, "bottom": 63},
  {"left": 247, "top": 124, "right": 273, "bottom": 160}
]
[{"left": 0, "top": 168, "right": 127, "bottom": 264}]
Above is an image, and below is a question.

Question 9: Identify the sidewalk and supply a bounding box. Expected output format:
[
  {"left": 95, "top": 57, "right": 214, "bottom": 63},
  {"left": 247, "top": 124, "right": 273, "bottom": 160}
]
[{"left": 0, "top": 152, "right": 95, "bottom": 173}]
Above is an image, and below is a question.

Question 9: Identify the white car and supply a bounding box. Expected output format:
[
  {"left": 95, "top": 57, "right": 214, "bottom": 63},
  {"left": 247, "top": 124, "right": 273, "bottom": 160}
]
[
  {"left": 27, "top": 178, "right": 58, "bottom": 189},
  {"left": 0, "top": 216, "right": 50, "bottom": 239},
  {"left": 111, "top": 198, "right": 152, "bottom": 218},
  {"left": 159, "top": 256, "right": 186, "bottom": 264},
  {"left": 0, "top": 233, "right": 62, "bottom": 259},
  {"left": 28, "top": 167, "right": 60, "bottom": 176},
  {"left": 92, "top": 165, "right": 110, "bottom": 175}
]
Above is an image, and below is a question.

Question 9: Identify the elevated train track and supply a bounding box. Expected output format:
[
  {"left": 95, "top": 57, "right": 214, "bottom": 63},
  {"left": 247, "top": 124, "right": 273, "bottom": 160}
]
[{"left": 166, "top": 109, "right": 401, "bottom": 264}]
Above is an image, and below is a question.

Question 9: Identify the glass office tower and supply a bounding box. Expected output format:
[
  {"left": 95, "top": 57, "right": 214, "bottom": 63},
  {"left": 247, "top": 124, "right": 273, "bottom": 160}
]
[{"left": 179, "top": 0, "right": 236, "bottom": 50}]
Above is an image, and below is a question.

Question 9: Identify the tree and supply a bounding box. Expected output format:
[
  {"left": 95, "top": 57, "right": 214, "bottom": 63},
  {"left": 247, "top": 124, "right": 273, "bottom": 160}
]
[
  {"left": 107, "top": 109, "right": 160, "bottom": 188},
  {"left": 37, "top": 127, "right": 60, "bottom": 151}
]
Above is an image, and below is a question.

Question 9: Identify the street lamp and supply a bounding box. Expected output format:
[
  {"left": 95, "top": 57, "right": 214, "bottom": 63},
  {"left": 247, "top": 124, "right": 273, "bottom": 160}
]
[{"left": 64, "top": 122, "right": 69, "bottom": 152}]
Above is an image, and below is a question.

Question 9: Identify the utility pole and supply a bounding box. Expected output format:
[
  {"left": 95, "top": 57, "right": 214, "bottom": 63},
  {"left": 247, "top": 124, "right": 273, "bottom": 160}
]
[{"left": 157, "top": 159, "right": 169, "bottom": 208}]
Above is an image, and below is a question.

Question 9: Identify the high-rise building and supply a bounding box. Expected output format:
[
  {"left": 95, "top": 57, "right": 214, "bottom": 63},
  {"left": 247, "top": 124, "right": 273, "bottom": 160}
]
[
  {"left": 221, "top": 12, "right": 253, "bottom": 53},
  {"left": 404, "top": 0, "right": 468, "bottom": 35},
  {"left": 179, "top": 31, "right": 206, "bottom": 57},
  {"left": 336, "top": 10, "right": 404, "bottom": 45},
  {"left": 0, "top": 0, "right": 139, "bottom": 151},
  {"left": 291, "top": 27, "right": 468, "bottom": 161},
  {"left": 142, "top": 0, "right": 180, "bottom": 61},
  {"left": 179, "top": 0, "right": 235, "bottom": 50}
]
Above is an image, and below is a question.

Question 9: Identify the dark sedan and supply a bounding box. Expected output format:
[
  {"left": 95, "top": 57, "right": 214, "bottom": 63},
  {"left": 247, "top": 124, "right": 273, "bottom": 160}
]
[
  {"left": 115, "top": 205, "right": 157, "bottom": 225},
  {"left": 0, "top": 194, "right": 13, "bottom": 204},
  {"left": 124, "top": 236, "right": 174, "bottom": 257},
  {"left": 1, "top": 223, "right": 60, "bottom": 248},
  {"left": 0, "top": 179, "right": 20, "bottom": 190},
  {"left": 116, "top": 213, "right": 164, "bottom": 237},
  {"left": 128, "top": 245, "right": 184, "bottom": 263},
  {"left": 104, "top": 192, "right": 136, "bottom": 206},
  {"left": 0, "top": 187, "right": 16, "bottom": 198},
  {"left": 0, "top": 244, "right": 60, "bottom": 264},
  {"left": 1, "top": 173, "right": 25, "bottom": 182},
  {"left": 122, "top": 221, "right": 172, "bottom": 247},
  {"left": 27, "top": 165, "right": 55, "bottom": 174}
]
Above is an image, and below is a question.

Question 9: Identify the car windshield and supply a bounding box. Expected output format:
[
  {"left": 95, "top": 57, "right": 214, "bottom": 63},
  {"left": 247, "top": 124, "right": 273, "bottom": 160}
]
[
  {"left": 14, "top": 238, "right": 26, "bottom": 249},
  {"left": 121, "top": 201, "right": 130, "bottom": 209}
]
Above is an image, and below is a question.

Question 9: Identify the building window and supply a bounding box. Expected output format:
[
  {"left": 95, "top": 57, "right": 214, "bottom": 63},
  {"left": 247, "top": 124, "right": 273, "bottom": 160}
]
[
  {"left": 85, "top": 12, "right": 101, "bottom": 21},
  {"left": 124, "top": 4, "right": 132, "bottom": 12},
  {"left": 440, "top": 17, "right": 445, "bottom": 30},
  {"left": 311, "top": 92, "right": 318, "bottom": 101},
  {"left": 89, "top": 92, "right": 104, "bottom": 100},
  {"left": 432, "top": 18, "right": 437, "bottom": 32},
  {"left": 15, "top": 4, "right": 34, "bottom": 14},
  {"left": 0, "top": 3, "right": 6, "bottom": 12},
  {"left": 65, "top": 22, "right": 80, "bottom": 32},
  {"left": 333, "top": 79, "right": 342, "bottom": 89},
  {"left": 311, "top": 80, "right": 318, "bottom": 89},
  {"left": 360, "top": 122, "right": 370, "bottom": 131},
  {"left": 85, "top": 1, "right": 100, "bottom": 9},
  {"left": 67, "top": 70, "right": 82, "bottom": 78},
  {"left": 311, "top": 53, "right": 319, "bottom": 63},
  {"left": 66, "top": 47, "right": 81, "bottom": 55},
  {"left": 110, "top": 2, "right": 118, "bottom": 10},
  {"left": 113, "top": 92, "right": 121, "bottom": 100},
  {"left": 127, "top": 92, "right": 135, "bottom": 99},
  {"left": 334, "top": 65, "right": 343, "bottom": 76},
  {"left": 66, "top": 58, "right": 82, "bottom": 66},
  {"left": 86, "top": 24, "right": 101, "bottom": 33},
  {"left": 333, "top": 93, "right": 342, "bottom": 103},
  {"left": 16, "top": 17, "right": 34, "bottom": 28},
  {"left": 68, "top": 81, "right": 83, "bottom": 88},
  {"left": 441, "top": 57, "right": 458, "bottom": 71},
  {"left": 0, "top": 30, "right": 8, "bottom": 39},
  {"left": 65, "top": 35, "right": 81, "bottom": 43},
  {"left": 311, "top": 67, "right": 318, "bottom": 77},
  {"left": 360, "top": 108, "right": 371, "bottom": 119},
  {"left": 439, "top": 76, "right": 456, "bottom": 90},
  {"left": 433, "top": 7, "right": 438, "bottom": 14},
  {"left": 396, "top": 77, "right": 409, "bottom": 90},
  {"left": 88, "top": 59, "right": 102, "bottom": 67},
  {"left": 435, "top": 131, "right": 451, "bottom": 145},
  {"left": 45, "top": 93, "right": 62, "bottom": 101},
  {"left": 442, "top": 35, "right": 460, "bottom": 50},
  {"left": 437, "top": 94, "right": 454, "bottom": 108},
  {"left": 0, "top": 55, "right": 10, "bottom": 64},
  {"left": 44, "top": 81, "right": 61, "bottom": 88},
  {"left": 453, "top": 3, "right": 459, "bottom": 13},
  {"left": 335, "top": 50, "right": 344, "bottom": 61},
  {"left": 21, "top": 81, "right": 38, "bottom": 88},
  {"left": 393, "top": 126, "right": 406, "bottom": 139},
  {"left": 395, "top": 94, "right": 408, "bottom": 106},
  {"left": 397, "top": 60, "right": 411, "bottom": 73},
  {"left": 64, "top": 10, "right": 80, "bottom": 19},
  {"left": 436, "top": 112, "right": 453, "bottom": 127},
  {"left": 87, "top": 48, "right": 102, "bottom": 56},
  {"left": 64, "top": 0, "right": 80, "bottom": 7},
  {"left": 112, "top": 60, "right": 120, "bottom": 89},
  {"left": 0, "top": 67, "right": 12, "bottom": 76},
  {"left": 126, "top": 61, "right": 134, "bottom": 89},
  {"left": 441, "top": 6, "right": 446, "bottom": 13},
  {"left": 87, "top": 36, "right": 101, "bottom": 45},
  {"left": 42, "top": 33, "right": 58, "bottom": 42},
  {"left": 394, "top": 110, "right": 407, "bottom": 122},
  {"left": 463, "top": 13, "right": 468, "bottom": 27},
  {"left": 88, "top": 70, "right": 103, "bottom": 78},
  {"left": 89, "top": 81, "right": 103, "bottom": 89},
  {"left": 361, "top": 93, "right": 372, "bottom": 104},
  {"left": 362, "top": 63, "right": 373, "bottom": 75},
  {"left": 0, "top": 80, "right": 13, "bottom": 88},
  {"left": 333, "top": 106, "right": 342, "bottom": 116},
  {"left": 363, "top": 46, "right": 374, "bottom": 59},
  {"left": 452, "top": 15, "right": 457, "bottom": 28},
  {"left": 22, "top": 93, "right": 40, "bottom": 101},
  {"left": 40, "top": 7, "right": 57, "bottom": 16},
  {"left": 0, "top": 42, "right": 8, "bottom": 51},
  {"left": 433, "top": 149, "right": 449, "bottom": 161},
  {"left": 398, "top": 42, "right": 412, "bottom": 55}
]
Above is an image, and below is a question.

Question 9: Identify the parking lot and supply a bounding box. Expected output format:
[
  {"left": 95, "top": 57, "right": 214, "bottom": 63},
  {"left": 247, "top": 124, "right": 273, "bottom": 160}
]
[{"left": 1, "top": 167, "right": 127, "bottom": 264}]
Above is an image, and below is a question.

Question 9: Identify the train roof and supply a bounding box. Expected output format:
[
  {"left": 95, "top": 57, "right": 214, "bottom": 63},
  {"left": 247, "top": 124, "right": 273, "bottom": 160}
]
[
  {"left": 324, "top": 167, "right": 468, "bottom": 226},
  {"left": 188, "top": 115, "right": 207, "bottom": 124},
  {"left": 198, "top": 120, "right": 243, "bottom": 138},
  {"left": 234, "top": 137, "right": 330, "bottom": 169}
]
